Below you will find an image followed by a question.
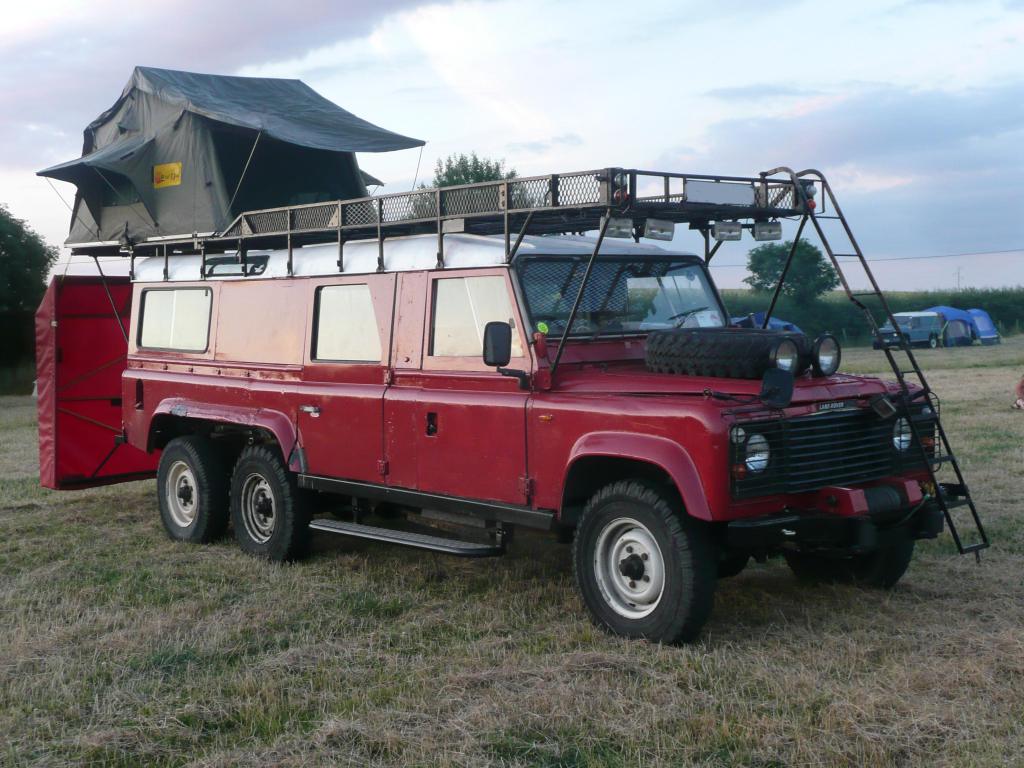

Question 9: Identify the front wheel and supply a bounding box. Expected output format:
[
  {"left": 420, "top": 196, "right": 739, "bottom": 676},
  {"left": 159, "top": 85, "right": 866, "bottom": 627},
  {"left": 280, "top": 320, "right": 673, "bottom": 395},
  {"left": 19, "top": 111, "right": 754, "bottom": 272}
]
[
  {"left": 572, "top": 481, "right": 716, "bottom": 644},
  {"left": 784, "top": 540, "right": 915, "bottom": 589},
  {"left": 231, "top": 445, "right": 310, "bottom": 561}
]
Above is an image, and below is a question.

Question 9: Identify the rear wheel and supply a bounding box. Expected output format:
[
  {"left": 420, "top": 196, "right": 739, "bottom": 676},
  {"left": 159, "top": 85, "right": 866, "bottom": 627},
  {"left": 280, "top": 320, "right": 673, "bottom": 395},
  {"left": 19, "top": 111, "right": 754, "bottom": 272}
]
[
  {"left": 928, "top": 335, "right": 939, "bottom": 349},
  {"left": 784, "top": 540, "right": 915, "bottom": 589},
  {"left": 231, "top": 445, "right": 310, "bottom": 561},
  {"left": 157, "top": 436, "right": 230, "bottom": 543},
  {"left": 572, "top": 480, "right": 716, "bottom": 644}
]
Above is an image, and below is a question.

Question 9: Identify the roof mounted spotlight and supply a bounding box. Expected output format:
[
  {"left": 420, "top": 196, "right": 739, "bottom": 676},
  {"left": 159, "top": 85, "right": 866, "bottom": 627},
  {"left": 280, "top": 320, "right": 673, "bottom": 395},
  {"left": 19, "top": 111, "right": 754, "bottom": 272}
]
[
  {"left": 712, "top": 221, "right": 742, "bottom": 241},
  {"left": 643, "top": 218, "right": 675, "bottom": 241},
  {"left": 753, "top": 221, "right": 782, "bottom": 241},
  {"left": 604, "top": 216, "right": 634, "bottom": 239}
]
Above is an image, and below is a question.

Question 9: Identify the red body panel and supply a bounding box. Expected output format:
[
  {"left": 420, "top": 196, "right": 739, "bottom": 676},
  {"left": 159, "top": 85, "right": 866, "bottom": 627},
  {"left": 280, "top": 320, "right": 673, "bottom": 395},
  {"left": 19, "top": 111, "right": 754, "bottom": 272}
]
[{"left": 39, "top": 266, "right": 918, "bottom": 523}]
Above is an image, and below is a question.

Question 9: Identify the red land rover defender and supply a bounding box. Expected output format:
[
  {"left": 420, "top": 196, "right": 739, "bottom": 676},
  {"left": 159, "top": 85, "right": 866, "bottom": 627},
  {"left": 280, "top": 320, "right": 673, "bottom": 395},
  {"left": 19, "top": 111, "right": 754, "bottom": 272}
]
[{"left": 36, "top": 167, "right": 987, "bottom": 643}]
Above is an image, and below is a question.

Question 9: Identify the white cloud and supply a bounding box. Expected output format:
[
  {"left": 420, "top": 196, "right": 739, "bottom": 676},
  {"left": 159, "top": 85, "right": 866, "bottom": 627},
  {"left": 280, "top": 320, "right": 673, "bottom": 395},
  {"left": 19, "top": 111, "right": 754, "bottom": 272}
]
[{"left": 6, "top": 0, "right": 1024, "bottom": 290}]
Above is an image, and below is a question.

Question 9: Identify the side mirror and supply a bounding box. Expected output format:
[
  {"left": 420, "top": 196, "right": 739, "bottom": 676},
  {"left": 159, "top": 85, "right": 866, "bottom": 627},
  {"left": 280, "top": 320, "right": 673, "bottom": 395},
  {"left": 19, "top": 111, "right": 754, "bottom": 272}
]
[
  {"left": 482, "top": 321, "right": 513, "bottom": 368},
  {"left": 760, "top": 367, "right": 794, "bottom": 409}
]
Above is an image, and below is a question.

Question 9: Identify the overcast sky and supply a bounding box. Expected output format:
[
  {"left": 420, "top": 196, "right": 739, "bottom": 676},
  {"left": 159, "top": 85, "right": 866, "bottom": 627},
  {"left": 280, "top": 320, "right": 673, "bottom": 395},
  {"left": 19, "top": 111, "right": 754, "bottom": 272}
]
[{"left": 3, "top": 0, "right": 1023, "bottom": 289}]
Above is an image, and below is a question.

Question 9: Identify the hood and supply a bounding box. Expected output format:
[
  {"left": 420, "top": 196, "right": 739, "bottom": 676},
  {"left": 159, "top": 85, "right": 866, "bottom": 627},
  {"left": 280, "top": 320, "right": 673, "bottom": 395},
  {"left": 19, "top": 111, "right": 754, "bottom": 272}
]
[{"left": 550, "top": 364, "right": 891, "bottom": 404}]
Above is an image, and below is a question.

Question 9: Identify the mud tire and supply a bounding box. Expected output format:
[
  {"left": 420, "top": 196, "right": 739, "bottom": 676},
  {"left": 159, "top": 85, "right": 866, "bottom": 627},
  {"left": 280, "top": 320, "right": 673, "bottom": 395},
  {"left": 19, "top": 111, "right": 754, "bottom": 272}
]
[
  {"left": 784, "top": 540, "right": 915, "bottom": 589},
  {"left": 645, "top": 328, "right": 809, "bottom": 379},
  {"left": 157, "top": 436, "right": 230, "bottom": 543},
  {"left": 572, "top": 480, "right": 716, "bottom": 644}
]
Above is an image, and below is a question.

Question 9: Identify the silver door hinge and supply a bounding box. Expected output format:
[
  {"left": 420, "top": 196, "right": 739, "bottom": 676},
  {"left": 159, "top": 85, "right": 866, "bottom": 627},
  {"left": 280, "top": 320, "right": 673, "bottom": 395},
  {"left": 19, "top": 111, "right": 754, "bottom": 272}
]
[
  {"left": 518, "top": 475, "right": 533, "bottom": 501},
  {"left": 378, "top": 459, "right": 389, "bottom": 476}
]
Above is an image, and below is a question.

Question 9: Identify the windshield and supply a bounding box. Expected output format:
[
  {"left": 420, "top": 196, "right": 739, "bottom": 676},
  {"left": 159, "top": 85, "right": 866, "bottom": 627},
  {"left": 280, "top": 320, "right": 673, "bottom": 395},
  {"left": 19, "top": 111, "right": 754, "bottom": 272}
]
[
  {"left": 881, "top": 316, "right": 914, "bottom": 332},
  {"left": 516, "top": 256, "right": 726, "bottom": 338}
]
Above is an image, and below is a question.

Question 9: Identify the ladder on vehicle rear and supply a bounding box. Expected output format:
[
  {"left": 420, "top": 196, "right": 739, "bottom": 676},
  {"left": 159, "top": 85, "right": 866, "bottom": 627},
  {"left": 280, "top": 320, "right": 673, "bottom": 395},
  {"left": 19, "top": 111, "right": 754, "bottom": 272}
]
[{"left": 762, "top": 168, "right": 989, "bottom": 559}]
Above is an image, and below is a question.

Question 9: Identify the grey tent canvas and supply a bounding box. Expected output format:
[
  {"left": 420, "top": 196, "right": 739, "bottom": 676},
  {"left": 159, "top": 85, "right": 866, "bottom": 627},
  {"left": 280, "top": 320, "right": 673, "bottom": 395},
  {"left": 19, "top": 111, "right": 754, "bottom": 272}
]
[{"left": 38, "top": 66, "right": 423, "bottom": 245}]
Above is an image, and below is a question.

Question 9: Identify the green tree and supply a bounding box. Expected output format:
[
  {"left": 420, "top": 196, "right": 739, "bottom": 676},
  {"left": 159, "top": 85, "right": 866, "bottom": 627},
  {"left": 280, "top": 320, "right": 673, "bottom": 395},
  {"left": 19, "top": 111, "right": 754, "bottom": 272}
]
[
  {"left": 744, "top": 238, "right": 839, "bottom": 303},
  {"left": 0, "top": 204, "right": 58, "bottom": 311},
  {"left": 429, "top": 152, "right": 516, "bottom": 187}
]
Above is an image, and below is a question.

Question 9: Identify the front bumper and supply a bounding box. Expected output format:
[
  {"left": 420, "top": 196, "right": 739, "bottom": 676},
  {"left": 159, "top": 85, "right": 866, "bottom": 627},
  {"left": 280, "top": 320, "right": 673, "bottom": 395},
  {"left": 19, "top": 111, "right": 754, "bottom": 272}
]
[{"left": 726, "top": 501, "right": 944, "bottom": 553}]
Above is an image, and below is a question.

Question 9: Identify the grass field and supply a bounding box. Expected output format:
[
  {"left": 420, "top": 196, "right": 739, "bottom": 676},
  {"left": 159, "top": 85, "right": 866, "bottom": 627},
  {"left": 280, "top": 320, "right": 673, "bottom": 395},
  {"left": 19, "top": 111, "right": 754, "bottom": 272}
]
[{"left": 2, "top": 340, "right": 1023, "bottom": 767}]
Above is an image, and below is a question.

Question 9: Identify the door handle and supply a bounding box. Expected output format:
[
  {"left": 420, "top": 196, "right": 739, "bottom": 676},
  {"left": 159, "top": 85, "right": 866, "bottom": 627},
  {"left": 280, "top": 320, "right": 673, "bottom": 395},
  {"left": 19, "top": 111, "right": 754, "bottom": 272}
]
[
  {"left": 426, "top": 411, "right": 438, "bottom": 436},
  {"left": 299, "top": 405, "right": 321, "bottom": 418}
]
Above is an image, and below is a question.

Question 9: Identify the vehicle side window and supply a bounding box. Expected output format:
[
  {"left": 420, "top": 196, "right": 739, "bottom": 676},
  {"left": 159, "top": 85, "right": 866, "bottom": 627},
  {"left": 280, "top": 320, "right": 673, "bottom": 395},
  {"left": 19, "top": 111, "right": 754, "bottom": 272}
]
[
  {"left": 430, "top": 275, "right": 523, "bottom": 358},
  {"left": 313, "top": 284, "right": 382, "bottom": 362},
  {"left": 139, "top": 288, "right": 212, "bottom": 351}
]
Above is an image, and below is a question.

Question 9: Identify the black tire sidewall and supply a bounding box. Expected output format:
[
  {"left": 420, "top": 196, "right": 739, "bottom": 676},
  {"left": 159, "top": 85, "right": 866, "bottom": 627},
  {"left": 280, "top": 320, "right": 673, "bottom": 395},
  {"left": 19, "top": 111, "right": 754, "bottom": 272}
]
[
  {"left": 573, "top": 482, "right": 715, "bottom": 643},
  {"left": 156, "top": 436, "right": 229, "bottom": 543},
  {"left": 785, "top": 540, "right": 915, "bottom": 589},
  {"left": 645, "top": 328, "right": 808, "bottom": 380},
  {"left": 230, "top": 446, "right": 309, "bottom": 561}
]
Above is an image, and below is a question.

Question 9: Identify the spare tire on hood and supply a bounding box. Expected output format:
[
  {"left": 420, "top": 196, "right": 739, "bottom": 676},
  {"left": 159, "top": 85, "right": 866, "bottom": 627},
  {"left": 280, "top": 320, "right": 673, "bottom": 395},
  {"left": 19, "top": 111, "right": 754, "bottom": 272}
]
[{"left": 645, "top": 327, "right": 810, "bottom": 380}]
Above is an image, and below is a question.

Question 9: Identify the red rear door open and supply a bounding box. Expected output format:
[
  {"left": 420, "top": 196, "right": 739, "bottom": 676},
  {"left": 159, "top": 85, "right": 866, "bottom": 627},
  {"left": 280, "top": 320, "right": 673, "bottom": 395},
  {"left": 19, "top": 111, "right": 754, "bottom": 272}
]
[{"left": 36, "top": 275, "right": 158, "bottom": 489}]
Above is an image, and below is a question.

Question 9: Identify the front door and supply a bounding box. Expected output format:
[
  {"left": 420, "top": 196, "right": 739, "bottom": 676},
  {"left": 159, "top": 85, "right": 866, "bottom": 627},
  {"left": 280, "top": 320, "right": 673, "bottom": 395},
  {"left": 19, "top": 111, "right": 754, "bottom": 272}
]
[{"left": 384, "top": 269, "right": 532, "bottom": 505}]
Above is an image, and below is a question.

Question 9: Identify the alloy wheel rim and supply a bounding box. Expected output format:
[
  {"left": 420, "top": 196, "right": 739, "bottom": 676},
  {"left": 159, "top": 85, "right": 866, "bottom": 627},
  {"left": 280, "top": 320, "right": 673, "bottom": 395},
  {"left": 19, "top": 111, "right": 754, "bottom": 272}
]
[
  {"left": 593, "top": 517, "right": 666, "bottom": 619},
  {"left": 166, "top": 460, "right": 199, "bottom": 528},
  {"left": 240, "top": 473, "right": 276, "bottom": 544}
]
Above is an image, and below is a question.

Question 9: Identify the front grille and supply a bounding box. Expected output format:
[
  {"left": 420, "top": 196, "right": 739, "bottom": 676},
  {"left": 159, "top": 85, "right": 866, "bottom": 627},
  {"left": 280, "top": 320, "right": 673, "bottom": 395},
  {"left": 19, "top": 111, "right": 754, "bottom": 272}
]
[{"left": 731, "top": 405, "right": 937, "bottom": 499}]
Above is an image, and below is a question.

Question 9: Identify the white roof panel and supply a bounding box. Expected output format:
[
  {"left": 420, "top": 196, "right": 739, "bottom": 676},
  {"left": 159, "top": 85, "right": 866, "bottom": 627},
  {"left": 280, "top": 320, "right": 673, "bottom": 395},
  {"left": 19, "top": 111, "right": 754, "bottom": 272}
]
[{"left": 132, "top": 233, "right": 697, "bottom": 282}]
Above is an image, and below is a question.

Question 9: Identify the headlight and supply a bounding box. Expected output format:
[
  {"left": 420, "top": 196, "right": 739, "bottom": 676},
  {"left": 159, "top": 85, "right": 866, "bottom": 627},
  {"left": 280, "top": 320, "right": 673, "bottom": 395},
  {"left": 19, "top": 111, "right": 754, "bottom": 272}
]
[
  {"left": 812, "top": 333, "right": 841, "bottom": 376},
  {"left": 893, "top": 417, "right": 913, "bottom": 451},
  {"left": 770, "top": 337, "right": 799, "bottom": 372},
  {"left": 744, "top": 433, "right": 771, "bottom": 473}
]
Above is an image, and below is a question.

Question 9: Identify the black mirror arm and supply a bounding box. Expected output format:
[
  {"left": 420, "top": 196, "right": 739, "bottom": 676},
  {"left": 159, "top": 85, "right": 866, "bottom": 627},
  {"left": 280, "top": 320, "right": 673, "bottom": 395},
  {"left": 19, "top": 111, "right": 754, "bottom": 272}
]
[{"left": 498, "top": 367, "right": 531, "bottom": 390}]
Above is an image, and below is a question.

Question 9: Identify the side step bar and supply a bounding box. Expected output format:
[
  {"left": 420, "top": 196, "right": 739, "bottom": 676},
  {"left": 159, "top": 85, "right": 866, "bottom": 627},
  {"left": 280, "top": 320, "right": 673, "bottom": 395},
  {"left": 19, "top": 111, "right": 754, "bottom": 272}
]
[{"left": 309, "top": 519, "right": 505, "bottom": 557}]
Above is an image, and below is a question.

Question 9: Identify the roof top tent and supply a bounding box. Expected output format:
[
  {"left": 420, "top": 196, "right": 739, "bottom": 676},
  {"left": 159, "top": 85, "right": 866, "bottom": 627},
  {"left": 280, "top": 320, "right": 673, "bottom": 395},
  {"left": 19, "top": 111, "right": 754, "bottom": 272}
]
[{"left": 37, "top": 66, "right": 423, "bottom": 246}]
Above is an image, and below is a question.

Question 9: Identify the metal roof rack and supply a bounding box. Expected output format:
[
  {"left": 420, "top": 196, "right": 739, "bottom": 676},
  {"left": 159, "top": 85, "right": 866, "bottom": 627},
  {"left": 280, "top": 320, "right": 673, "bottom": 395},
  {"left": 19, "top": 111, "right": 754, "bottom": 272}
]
[{"left": 71, "top": 167, "right": 817, "bottom": 269}]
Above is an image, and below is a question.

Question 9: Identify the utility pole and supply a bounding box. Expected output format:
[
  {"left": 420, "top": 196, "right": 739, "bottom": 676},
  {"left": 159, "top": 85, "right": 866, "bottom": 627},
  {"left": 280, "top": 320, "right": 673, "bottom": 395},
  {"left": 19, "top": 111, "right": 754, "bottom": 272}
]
[{"left": 955, "top": 266, "right": 963, "bottom": 291}]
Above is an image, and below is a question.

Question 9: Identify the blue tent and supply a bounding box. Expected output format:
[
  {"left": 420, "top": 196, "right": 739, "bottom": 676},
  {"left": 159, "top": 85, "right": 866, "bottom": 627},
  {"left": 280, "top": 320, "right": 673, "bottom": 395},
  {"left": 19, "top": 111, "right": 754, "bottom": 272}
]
[
  {"left": 925, "top": 305, "right": 976, "bottom": 346},
  {"left": 731, "top": 312, "right": 803, "bottom": 334},
  {"left": 967, "top": 308, "right": 1001, "bottom": 344}
]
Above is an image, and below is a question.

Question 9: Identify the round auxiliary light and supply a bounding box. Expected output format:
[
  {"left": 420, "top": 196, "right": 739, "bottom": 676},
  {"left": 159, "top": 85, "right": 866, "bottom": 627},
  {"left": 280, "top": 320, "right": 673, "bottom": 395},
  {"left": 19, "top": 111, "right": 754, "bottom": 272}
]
[
  {"left": 812, "top": 333, "right": 842, "bottom": 377},
  {"left": 770, "top": 337, "right": 800, "bottom": 372},
  {"left": 893, "top": 417, "right": 913, "bottom": 452},
  {"left": 745, "top": 433, "right": 771, "bottom": 473}
]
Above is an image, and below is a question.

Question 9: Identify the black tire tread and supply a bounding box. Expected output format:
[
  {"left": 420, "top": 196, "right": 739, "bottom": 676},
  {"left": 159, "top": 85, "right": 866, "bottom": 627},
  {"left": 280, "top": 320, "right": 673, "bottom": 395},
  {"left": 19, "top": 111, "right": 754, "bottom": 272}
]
[
  {"left": 784, "top": 540, "right": 915, "bottom": 589},
  {"left": 572, "top": 480, "right": 716, "bottom": 644},
  {"left": 230, "top": 444, "right": 311, "bottom": 562},
  {"left": 156, "top": 435, "right": 230, "bottom": 543},
  {"left": 645, "top": 327, "right": 809, "bottom": 380}
]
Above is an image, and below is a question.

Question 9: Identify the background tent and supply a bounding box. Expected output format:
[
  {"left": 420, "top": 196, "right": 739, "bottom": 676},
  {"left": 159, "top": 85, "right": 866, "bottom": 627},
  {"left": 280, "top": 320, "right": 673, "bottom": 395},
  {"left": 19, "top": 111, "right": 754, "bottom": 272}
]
[
  {"left": 38, "top": 67, "right": 423, "bottom": 245},
  {"left": 926, "top": 305, "right": 976, "bottom": 346},
  {"left": 967, "top": 308, "right": 1000, "bottom": 344}
]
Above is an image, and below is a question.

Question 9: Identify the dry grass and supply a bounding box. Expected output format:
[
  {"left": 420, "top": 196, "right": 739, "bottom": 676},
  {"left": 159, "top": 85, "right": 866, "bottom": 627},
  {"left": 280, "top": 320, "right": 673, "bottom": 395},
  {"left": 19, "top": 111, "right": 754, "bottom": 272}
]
[{"left": 2, "top": 340, "right": 1024, "bottom": 766}]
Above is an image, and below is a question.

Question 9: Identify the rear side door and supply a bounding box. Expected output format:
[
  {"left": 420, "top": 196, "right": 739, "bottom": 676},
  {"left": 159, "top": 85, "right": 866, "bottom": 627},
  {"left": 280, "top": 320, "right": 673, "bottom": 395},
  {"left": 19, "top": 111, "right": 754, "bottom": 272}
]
[
  {"left": 384, "top": 269, "right": 533, "bottom": 505},
  {"left": 36, "top": 275, "right": 158, "bottom": 489},
  {"left": 297, "top": 274, "right": 396, "bottom": 482}
]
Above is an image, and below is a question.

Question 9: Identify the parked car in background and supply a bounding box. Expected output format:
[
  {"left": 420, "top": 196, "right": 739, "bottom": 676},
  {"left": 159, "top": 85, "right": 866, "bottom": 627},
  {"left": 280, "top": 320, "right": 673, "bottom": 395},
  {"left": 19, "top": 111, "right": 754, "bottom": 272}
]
[
  {"left": 873, "top": 311, "right": 944, "bottom": 349},
  {"left": 731, "top": 312, "right": 803, "bottom": 334}
]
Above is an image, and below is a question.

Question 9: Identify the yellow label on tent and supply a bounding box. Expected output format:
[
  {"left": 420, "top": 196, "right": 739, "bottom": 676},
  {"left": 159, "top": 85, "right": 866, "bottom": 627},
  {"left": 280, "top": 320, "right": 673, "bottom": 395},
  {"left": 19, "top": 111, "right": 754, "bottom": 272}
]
[{"left": 153, "top": 162, "right": 182, "bottom": 189}]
